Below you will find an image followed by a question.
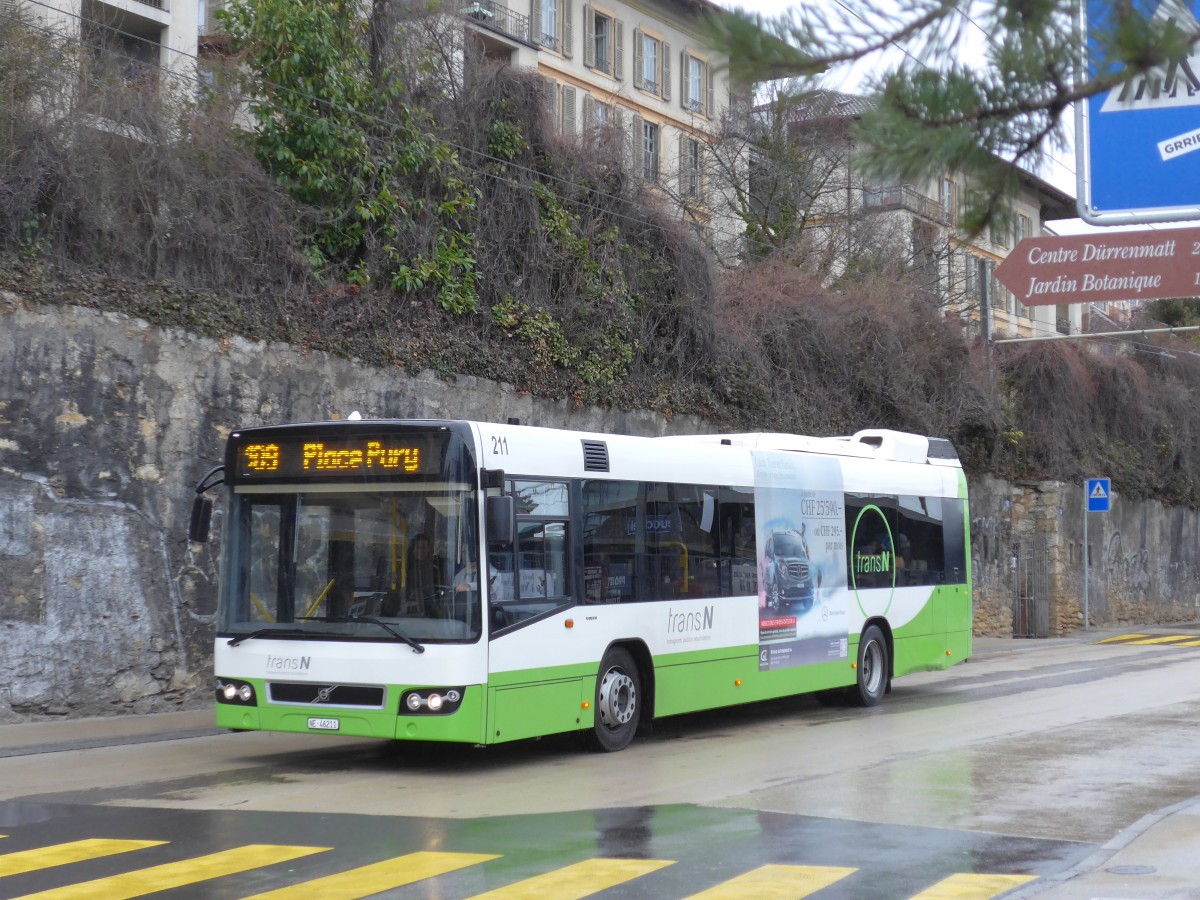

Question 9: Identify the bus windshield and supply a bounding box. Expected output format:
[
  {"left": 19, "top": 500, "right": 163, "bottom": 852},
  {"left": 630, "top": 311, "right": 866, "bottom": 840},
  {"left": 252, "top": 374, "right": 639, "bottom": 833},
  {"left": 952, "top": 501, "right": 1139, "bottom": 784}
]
[{"left": 218, "top": 482, "right": 481, "bottom": 643}]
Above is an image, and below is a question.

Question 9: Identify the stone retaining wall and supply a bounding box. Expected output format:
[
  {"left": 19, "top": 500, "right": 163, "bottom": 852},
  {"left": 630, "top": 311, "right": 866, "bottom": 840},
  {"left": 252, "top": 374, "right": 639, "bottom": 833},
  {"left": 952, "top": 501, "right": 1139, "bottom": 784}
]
[{"left": 2, "top": 297, "right": 1197, "bottom": 719}]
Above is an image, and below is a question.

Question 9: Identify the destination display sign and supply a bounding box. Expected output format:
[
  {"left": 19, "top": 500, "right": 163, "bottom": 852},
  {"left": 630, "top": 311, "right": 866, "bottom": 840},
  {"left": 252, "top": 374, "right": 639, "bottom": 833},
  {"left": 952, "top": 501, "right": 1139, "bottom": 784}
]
[
  {"left": 235, "top": 435, "right": 433, "bottom": 479},
  {"left": 994, "top": 226, "right": 1200, "bottom": 306}
]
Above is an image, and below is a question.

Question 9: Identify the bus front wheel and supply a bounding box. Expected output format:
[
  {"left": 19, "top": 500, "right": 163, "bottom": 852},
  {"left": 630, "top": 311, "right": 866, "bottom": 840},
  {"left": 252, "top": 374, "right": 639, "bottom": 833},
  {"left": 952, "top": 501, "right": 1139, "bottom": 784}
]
[
  {"left": 852, "top": 624, "right": 888, "bottom": 707},
  {"left": 590, "top": 647, "right": 641, "bottom": 752}
]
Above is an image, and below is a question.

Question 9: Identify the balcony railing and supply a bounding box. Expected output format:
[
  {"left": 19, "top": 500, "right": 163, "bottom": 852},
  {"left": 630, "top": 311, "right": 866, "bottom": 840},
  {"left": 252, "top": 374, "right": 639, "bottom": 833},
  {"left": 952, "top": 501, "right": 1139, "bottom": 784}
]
[
  {"left": 460, "top": 0, "right": 531, "bottom": 45},
  {"left": 862, "top": 184, "right": 947, "bottom": 223}
]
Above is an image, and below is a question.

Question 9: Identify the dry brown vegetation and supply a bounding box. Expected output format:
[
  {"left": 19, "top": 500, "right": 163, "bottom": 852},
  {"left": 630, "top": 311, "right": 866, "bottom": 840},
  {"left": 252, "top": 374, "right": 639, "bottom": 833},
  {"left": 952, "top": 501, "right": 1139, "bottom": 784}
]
[{"left": 3, "top": 10, "right": 1200, "bottom": 505}]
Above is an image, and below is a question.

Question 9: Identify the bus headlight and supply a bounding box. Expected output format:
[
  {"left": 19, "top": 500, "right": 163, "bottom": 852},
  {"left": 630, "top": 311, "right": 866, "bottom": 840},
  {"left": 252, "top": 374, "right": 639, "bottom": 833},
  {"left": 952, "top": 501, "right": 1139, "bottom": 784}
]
[
  {"left": 401, "top": 688, "right": 464, "bottom": 715},
  {"left": 216, "top": 678, "right": 256, "bottom": 706}
]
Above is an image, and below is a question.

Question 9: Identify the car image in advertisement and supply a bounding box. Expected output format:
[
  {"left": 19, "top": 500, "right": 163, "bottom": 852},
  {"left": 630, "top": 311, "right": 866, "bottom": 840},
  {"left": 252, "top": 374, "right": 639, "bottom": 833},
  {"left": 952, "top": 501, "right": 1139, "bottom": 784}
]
[
  {"left": 764, "top": 526, "right": 817, "bottom": 613},
  {"left": 753, "top": 451, "right": 849, "bottom": 672}
]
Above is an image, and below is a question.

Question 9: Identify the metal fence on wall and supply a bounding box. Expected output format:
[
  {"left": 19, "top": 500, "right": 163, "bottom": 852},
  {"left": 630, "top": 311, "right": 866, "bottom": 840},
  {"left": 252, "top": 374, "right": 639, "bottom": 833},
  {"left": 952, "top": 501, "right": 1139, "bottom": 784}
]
[{"left": 1013, "top": 534, "right": 1050, "bottom": 638}]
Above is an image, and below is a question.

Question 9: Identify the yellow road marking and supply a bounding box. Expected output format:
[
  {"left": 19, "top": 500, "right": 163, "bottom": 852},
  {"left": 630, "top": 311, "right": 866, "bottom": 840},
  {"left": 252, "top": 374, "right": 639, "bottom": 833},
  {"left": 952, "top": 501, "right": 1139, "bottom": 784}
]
[
  {"left": 468, "top": 857, "right": 674, "bottom": 899},
  {"left": 1096, "top": 634, "right": 1149, "bottom": 643},
  {"left": 685, "top": 864, "right": 857, "bottom": 898},
  {"left": 242, "top": 851, "right": 499, "bottom": 899},
  {"left": 911, "top": 872, "right": 1037, "bottom": 899},
  {"left": 0, "top": 840, "right": 164, "bottom": 877},
  {"left": 1174, "top": 639, "right": 1200, "bottom": 646},
  {"left": 1127, "top": 635, "right": 1196, "bottom": 645},
  {"left": 9, "top": 844, "right": 328, "bottom": 900}
]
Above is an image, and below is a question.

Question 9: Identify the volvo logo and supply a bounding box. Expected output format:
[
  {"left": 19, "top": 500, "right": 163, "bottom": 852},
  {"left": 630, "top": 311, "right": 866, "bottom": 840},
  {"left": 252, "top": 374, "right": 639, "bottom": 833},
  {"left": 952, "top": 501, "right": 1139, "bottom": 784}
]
[{"left": 314, "top": 686, "right": 337, "bottom": 703}]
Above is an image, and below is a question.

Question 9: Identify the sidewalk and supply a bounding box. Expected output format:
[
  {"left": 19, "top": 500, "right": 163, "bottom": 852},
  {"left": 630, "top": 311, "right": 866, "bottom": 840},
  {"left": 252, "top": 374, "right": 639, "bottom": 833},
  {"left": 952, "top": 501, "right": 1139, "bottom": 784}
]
[{"left": 0, "top": 707, "right": 218, "bottom": 758}]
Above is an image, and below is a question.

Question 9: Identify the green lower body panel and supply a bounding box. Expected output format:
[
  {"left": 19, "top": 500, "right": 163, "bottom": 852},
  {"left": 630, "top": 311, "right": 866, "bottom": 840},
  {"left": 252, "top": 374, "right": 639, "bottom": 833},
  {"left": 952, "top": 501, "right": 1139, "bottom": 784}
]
[
  {"left": 215, "top": 684, "right": 488, "bottom": 744},
  {"left": 654, "top": 653, "right": 851, "bottom": 716},
  {"left": 486, "top": 678, "right": 591, "bottom": 744}
]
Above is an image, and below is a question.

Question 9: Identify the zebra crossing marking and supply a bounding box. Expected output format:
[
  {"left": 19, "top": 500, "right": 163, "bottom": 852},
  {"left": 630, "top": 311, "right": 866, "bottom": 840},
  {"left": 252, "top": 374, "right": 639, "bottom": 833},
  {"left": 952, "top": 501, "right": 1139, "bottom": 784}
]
[
  {"left": 1096, "top": 633, "right": 1200, "bottom": 647},
  {"left": 909, "top": 872, "right": 1037, "bottom": 899},
  {"left": 466, "top": 857, "right": 674, "bottom": 899},
  {"left": 0, "top": 837, "right": 1046, "bottom": 899},
  {"left": 0, "top": 840, "right": 163, "bottom": 878},
  {"left": 241, "top": 851, "right": 498, "bottom": 899},
  {"left": 8, "top": 843, "right": 327, "bottom": 900},
  {"left": 684, "top": 864, "right": 857, "bottom": 898}
]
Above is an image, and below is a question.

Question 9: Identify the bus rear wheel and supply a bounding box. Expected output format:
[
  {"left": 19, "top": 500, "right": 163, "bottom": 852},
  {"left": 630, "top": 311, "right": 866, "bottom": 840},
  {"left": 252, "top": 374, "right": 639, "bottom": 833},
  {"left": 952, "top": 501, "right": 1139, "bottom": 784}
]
[
  {"left": 852, "top": 624, "right": 888, "bottom": 707},
  {"left": 589, "top": 647, "right": 641, "bottom": 752}
]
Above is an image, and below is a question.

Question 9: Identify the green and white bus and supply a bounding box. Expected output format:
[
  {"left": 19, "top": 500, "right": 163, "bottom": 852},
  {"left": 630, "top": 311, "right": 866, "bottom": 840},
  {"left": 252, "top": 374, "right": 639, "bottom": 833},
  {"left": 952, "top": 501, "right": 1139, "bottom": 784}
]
[{"left": 189, "top": 418, "right": 971, "bottom": 752}]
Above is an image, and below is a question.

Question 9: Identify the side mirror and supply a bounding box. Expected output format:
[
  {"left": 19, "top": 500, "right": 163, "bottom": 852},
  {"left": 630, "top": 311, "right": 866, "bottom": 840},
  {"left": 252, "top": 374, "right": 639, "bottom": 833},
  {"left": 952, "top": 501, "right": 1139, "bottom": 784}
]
[
  {"left": 486, "top": 495, "right": 514, "bottom": 544},
  {"left": 189, "top": 496, "right": 213, "bottom": 543}
]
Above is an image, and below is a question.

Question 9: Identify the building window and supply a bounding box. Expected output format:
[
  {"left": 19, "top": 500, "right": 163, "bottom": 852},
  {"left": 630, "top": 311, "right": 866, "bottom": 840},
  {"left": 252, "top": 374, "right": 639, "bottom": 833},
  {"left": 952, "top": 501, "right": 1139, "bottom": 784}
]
[
  {"left": 683, "top": 53, "right": 708, "bottom": 115},
  {"left": 642, "top": 121, "right": 660, "bottom": 181},
  {"left": 540, "top": 0, "right": 558, "bottom": 49},
  {"left": 990, "top": 219, "right": 1008, "bottom": 249},
  {"left": 941, "top": 177, "right": 956, "bottom": 223},
  {"left": 642, "top": 34, "right": 659, "bottom": 93},
  {"left": 533, "top": 0, "right": 571, "bottom": 55},
  {"left": 584, "top": 7, "right": 613, "bottom": 74},
  {"left": 634, "top": 30, "right": 669, "bottom": 99},
  {"left": 583, "top": 7, "right": 622, "bottom": 77},
  {"left": 1017, "top": 213, "right": 1031, "bottom": 245}
]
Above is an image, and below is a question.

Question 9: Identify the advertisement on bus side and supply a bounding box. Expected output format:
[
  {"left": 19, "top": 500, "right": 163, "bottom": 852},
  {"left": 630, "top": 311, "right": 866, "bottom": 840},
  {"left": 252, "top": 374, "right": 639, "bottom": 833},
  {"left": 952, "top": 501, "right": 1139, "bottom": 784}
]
[{"left": 753, "top": 452, "right": 849, "bottom": 671}]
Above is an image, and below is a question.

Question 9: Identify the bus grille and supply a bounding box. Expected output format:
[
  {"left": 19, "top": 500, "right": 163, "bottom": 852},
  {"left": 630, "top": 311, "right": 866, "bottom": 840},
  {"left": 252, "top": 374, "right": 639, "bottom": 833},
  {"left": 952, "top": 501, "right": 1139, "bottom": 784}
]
[{"left": 268, "top": 683, "right": 386, "bottom": 708}]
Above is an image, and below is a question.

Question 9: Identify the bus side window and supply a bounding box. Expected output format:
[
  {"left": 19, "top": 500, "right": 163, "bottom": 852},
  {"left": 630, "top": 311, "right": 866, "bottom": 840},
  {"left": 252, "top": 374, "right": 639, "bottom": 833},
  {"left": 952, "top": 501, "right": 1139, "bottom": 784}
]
[
  {"left": 718, "top": 486, "right": 756, "bottom": 597},
  {"left": 490, "top": 481, "right": 572, "bottom": 631},
  {"left": 582, "top": 480, "right": 641, "bottom": 604}
]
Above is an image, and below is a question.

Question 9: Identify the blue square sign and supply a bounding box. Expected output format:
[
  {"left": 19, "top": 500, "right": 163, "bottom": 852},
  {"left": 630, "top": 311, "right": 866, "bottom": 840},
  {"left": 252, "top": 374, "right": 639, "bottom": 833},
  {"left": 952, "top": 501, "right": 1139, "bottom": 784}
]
[
  {"left": 1087, "top": 478, "right": 1111, "bottom": 512},
  {"left": 1077, "top": 1, "right": 1200, "bottom": 224}
]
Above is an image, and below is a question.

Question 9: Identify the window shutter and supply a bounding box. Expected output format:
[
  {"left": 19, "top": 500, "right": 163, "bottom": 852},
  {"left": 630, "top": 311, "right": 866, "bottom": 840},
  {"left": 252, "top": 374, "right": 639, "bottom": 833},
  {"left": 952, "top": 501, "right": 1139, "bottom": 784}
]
[
  {"left": 678, "top": 132, "right": 687, "bottom": 195},
  {"left": 679, "top": 51, "right": 689, "bottom": 110},
  {"left": 531, "top": 0, "right": 542, "bottom": 42},
  {"left": 630, "top": 112, "right": 644, "bottom": 173},
  {"left": 583, "top": 5, "right": 594, "bottom": 67},
  {"left": 662, "top": 42, "right": 671, "bottom": 101},
  {"left": 543, "top": 79, "right": 559, "bottom": 132},
  {"left": 614, "top": 20, "right": 624, "bottom": 80},
  {"left": 632, "top": 28, "right": 643, "bottom": 89},
  {"left": 562, "top": 0, "right": 573, "bottom": 57},
  {"left": 583, "top": 93, "right": 596, "bottom": 129},
  {"left": 697, "top": 140, "right": 706, "bottom": 200},
  {"left": 706, "top": 63, "right": 714, "bottom": 117},
  {"left": 562, "top": 84, "right": 577, "bottom": 135}
]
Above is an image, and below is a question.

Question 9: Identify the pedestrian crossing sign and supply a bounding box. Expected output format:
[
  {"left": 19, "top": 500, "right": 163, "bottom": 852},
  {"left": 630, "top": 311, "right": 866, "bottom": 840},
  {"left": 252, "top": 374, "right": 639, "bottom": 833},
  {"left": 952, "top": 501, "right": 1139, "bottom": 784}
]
[{"left": 1087, "top": 478, "right": 1111, "bottom": 512}]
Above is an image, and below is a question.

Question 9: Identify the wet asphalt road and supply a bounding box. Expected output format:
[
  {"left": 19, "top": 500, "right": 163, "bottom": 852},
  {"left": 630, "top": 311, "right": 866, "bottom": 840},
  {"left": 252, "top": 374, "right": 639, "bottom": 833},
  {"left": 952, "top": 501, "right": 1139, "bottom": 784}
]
[{"left": 0, "top": 631, "right": 1197, "bottom": 897}]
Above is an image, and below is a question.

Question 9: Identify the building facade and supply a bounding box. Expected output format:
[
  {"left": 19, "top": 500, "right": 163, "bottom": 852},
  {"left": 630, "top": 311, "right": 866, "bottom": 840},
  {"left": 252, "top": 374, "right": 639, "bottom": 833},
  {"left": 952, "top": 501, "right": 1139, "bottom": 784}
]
[
  {"left": 23, "top": 0, "right": 198, "bottom": 88},
  {"left": 770, "top": 90, "right": 1081, "bottom": 339},
  {"left": 459, "top": 0, "right": 738, "bottom": 250}
]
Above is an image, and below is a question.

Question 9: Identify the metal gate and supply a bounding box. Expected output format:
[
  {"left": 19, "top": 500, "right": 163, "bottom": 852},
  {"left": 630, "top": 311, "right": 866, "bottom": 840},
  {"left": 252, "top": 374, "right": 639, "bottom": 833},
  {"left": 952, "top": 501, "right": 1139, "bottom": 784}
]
[{"left": 1012, "top": 535, "right": 1050, "bottom": 638}]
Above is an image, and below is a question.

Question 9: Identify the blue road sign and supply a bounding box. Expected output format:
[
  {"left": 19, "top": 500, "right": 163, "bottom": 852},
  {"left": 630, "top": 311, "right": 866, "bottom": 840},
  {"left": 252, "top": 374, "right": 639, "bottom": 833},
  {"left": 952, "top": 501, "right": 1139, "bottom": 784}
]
[
  {"left": 1087, "top": 478, "right": 1112, "bottom": 512},
  {"left": 1077, "top": 1, "right": 1200, "bottom": 224}
]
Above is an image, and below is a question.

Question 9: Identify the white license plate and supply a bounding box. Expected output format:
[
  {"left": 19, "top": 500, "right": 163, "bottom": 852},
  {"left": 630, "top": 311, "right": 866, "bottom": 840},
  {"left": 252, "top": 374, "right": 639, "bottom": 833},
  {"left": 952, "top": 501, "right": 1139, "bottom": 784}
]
[{"left": 307, "top": 717, "right": 340, "bottom": 731}]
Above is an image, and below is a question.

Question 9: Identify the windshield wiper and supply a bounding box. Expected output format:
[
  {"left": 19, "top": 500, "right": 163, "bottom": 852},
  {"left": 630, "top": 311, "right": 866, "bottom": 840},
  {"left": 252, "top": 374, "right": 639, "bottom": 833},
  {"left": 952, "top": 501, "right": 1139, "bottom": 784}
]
[
  {"left": 324, "top": 616, "right": 425, "bottom": 653},
  {"left": 227, "top": 627, "right": 311, "bottom": 647}
]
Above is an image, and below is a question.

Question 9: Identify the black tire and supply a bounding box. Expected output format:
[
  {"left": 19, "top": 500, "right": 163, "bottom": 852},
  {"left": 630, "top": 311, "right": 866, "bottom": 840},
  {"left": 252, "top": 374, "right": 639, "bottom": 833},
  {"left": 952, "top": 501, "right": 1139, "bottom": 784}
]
[
  {"left": 589, "top": 647, "right": 641, "bottom": 752},
  {"left": 767, "top": 578, "right": 781, "bottom": 610},
  {"left": 852, "top": 624, "right": 889, "bottom": 707}
]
